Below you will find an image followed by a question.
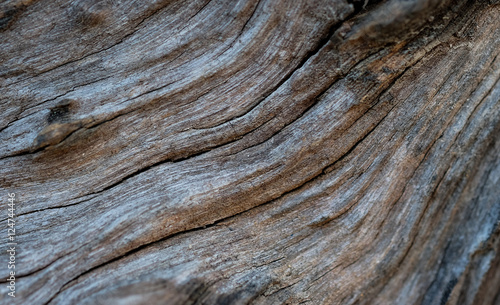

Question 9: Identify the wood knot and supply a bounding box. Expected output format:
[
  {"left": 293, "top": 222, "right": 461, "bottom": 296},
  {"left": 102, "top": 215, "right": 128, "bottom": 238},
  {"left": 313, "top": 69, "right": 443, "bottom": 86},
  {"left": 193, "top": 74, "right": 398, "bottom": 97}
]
[
  {"left": 32, "top": 123, "right": 81, "bottom": 151},
  {"left": 31, "top": 100, "right": 83, "bottom": 151}
]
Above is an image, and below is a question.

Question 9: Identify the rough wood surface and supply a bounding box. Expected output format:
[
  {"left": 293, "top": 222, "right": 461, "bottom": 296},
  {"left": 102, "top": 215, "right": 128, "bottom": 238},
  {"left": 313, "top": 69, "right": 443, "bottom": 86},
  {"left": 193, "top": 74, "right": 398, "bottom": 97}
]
[{"left": 1, "top": 0, "right": 500, "bottom": 304}]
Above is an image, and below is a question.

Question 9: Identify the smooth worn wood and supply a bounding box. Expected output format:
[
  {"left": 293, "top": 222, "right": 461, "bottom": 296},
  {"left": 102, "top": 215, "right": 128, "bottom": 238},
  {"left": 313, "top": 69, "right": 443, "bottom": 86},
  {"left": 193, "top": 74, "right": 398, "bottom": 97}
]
[{"left": 1, "top": 0, "right": 500, "bottom": 304}]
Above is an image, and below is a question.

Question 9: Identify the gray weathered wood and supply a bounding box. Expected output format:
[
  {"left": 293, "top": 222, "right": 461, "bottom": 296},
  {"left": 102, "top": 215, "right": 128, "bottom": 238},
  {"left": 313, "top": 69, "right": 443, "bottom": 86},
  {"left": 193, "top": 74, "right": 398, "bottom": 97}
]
[{"left": 1, "top": 0, "right": 499, "bottom": 304}]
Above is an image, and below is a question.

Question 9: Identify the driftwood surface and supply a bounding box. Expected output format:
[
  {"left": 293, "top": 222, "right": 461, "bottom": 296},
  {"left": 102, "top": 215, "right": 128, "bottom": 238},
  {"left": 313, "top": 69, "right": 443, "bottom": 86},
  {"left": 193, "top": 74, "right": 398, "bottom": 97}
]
[{"left": 1, "top": 0, "right": 500, "bottom": 304}]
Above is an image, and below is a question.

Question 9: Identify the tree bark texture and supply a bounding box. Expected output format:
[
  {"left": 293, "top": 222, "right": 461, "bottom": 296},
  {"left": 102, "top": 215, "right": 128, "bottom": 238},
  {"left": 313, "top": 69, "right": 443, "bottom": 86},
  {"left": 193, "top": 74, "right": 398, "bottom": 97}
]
[{"left": 1, "top": 0, "right": 500, "bottom": 304}]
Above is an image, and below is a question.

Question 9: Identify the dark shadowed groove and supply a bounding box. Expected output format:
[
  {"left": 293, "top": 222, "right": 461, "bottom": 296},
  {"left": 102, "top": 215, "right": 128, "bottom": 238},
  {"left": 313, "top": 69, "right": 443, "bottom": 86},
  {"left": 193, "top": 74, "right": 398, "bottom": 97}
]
[
  {"left": 7, "top": 194, "right": 100, "bottom": 220},
  {"left": 5, "top": 0, "right": 176, "bottom": 89},
  {"left": 193, "top": 2, "right": 362, "bottom": 132},
  {"left": 0, "top": 105, "right": 140, "bottom": 160},
  {"left": 21, "top": 48, "right": 376, "bottom": 216},
  {"left": 13, "top": 75, "right": 114, "bottom": 122},
  {"left": 18, "top": 22, "right": 427, "bottom": 300},
  {"left": 419, "top": 240, "right": 454, "bottom": 304},
  {"left": 253, "top": 257, "right": 286, "bottom": 269},
  {"left": 42, "top": 65, "right": 412, "bottom": 305},
  {"left": 222, "top": 48, "right": 384, "bottom": 159},
  {"left": 9, "top": 6, "right": 438, "bottom": 276},
  {"left": 372, "top": 73, "right": 500, "bottom": 302},
  {"left": 213, "top": 0, "right": 262, "bottom": 58},
  {"left": 176, "top": 0, "right": 213, "bottom": 34},
  {"left": 306, "top": 264, "right": 342, "bottom": 290},
  {"left": 0, "top": 0, "right": 210, "bottom": 134},
  {"left": 2, "top": 2, "right": 360, "bottom": 160},
  {"left": 8, "top": 3, "right": 372, "bottom": 211},
  {"left": 304, "top": 93, "right": 402, "bottom": 228},
  {"left": 321, "top": 50, "right": 427, "bottom": 176},
  {"left": 0, "top": 1, "right": 183, "bottom": 136},
  {"left": 265, "top": 280, "right": 300, "bottom": 298}
]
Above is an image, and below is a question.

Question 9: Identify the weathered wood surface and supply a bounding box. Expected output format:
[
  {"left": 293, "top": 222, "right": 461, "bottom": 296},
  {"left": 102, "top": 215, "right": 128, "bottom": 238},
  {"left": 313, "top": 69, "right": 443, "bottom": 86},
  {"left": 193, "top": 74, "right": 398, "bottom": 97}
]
[{"left": 1, "top": 0, "right": 500, "bottom": 304}]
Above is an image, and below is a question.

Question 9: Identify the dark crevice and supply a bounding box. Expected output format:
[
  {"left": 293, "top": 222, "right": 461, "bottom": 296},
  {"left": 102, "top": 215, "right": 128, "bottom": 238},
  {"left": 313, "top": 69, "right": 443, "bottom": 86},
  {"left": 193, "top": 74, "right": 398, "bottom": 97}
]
[
  {"left": 3, "top": 0, "right": 359, "bottom": 162},
  {"left": 265, "top": 280, "right": 299, "bottom": 297},
  {"left": 4, "top": 2, "right": 369, "bottom": 203},
  {"left": 6, "top": 194, "right": 99, "bottom": 221},
  {"left": 253, "top": 257, "right": 285, "bottom": 269},
  {"left": 39, "top": 66, "right": 422, "bottom": 305},
  {"left": 15, "top": 75, "right": 113, "bottom": 121},
  {"left": 281, "top": 234, "right": 311, "bottom": 252},
  {"left": 0, "top": 146, "right": 36, "bottom": 161},
  {"left": 214, "top": 0, "right": 262, "bottom": 58},
  {"left": 375, "top": 67, "right": 500, "bottom": 297},
  {"left": 0, "top": 106, "right": 33, "bottom": 135},
  {"left": 2, "top": 0, "right": 216, "bottom": 134},
  {"left": 222, "top": 50, "right": 380, "bottom": 159},
  {"left": 0, "top": 105, "right": 139, "bottom": 161},
  {"left": 193, "top": 3, "right": 363, "bottom": 132},
  {"left": 421, "top": 240, "right": 454, "bottom": 304},
  {"left": 306, "top": 264, "right": 341, "bottom": 290},
  {"left": 321, "top": 50, "right": 426, "bottom": 178},
  {"left": 16, "top": 16, "right": 430, "bottom": 301},
  {"left": 177, "top": 0, "right": 213, "bottom": 34},
  {"left": 43, "top": 70, "right": 403, "bottom": 304},
  {"left": 0, "top": 1, "right": 182, "bottom": 140},
  {"left": 323, "top": 93, "right": 396, "bottom": 173},
  {"left": 7, "top": 0, "right": 173, "bottom": 89}
]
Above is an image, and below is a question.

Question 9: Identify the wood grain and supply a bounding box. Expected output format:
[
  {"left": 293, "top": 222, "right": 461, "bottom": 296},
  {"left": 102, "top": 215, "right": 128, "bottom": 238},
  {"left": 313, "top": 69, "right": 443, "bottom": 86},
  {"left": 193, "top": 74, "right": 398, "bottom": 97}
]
[{"left": 1, "top": 0, "right": 499, "bottom": 304}]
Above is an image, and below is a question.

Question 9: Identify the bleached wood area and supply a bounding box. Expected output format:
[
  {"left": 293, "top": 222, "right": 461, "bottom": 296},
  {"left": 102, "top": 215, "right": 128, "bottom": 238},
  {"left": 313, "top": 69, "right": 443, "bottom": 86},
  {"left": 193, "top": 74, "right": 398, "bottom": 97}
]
[{"left": 1, "top": 0, "right": 500, "bottom": 304}]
